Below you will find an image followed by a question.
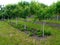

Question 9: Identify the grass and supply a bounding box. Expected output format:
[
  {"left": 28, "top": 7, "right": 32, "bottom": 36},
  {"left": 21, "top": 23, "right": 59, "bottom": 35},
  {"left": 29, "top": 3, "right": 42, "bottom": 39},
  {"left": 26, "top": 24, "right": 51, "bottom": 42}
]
[
  {"left": 9, "top": 19, "right": 51, "bottom": 36},
  {"left": 25, "top": 18, "right": 60, "bottom": 24},
  {"left": 0, "top": 18, "right": 60, "bottom": 45},
  {"left": 42, "top": 20, "right": 60, "bottom": 24},
  {"left": 0, "top": 21, "right": 41, "bottom": 45},
  {"left": 8, "top": 18, "right": 60, "bottom": 45}
]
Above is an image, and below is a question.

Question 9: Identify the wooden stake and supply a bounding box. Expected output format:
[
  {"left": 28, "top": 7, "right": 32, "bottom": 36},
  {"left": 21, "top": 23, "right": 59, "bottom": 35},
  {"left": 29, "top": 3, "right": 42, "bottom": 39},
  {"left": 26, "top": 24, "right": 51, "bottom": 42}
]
[
  {"left": 16, "top": 17, "right": 18, "bottom": 26},
  {"left": 57, "top": 15, "right": 59, "bottom": 21},
  {"left": 42, "top": 22, "right": 45, "bottom": 37}
]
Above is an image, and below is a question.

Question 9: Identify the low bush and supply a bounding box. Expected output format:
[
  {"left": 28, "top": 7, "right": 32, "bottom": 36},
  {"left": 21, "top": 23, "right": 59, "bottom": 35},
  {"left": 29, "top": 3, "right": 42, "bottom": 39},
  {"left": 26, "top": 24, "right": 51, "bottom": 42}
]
[
  {"left": 26, "top": 27, "right": 32, "bottom": 31},
  {"left": 35, "top": 30, "right": 42, "bottom": 37},
  {"left": 44, "top": 30, "right": 51, "bottom": 36},
  {"left": 9, "top": 22, "right": 51, "bottom": 37},
  {"left": 29, "top": 32, "right": 34, "bottom": 36}
]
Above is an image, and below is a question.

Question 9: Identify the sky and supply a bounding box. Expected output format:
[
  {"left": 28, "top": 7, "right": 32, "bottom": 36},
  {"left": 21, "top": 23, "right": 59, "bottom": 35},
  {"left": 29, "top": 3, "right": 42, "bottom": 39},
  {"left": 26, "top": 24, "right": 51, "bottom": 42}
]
[{"left": 0, "top": 0, "right": 58, "bottom": 6}]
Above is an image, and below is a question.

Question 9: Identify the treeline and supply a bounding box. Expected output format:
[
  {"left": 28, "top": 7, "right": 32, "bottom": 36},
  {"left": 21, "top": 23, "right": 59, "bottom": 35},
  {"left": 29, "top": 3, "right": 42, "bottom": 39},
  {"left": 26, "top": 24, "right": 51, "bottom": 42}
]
[{"left": 0, "top": 1, "right": 60, "bottom": 20}]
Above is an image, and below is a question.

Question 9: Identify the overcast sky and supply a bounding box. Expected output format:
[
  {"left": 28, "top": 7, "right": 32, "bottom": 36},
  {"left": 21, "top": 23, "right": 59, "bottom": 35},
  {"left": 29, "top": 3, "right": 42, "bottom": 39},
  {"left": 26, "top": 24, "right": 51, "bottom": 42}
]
[{"left": 0, "top": 0, "right": 58, "bottom": 6}]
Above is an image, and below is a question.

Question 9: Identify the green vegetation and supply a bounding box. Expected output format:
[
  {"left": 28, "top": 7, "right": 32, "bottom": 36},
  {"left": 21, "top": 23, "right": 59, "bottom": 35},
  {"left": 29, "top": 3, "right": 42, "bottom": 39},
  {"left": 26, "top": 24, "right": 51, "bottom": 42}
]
[
  {"left": 0, "top": 19, "right": 60, "bottom": 45},
  {"left": 9, "top": 20, "right": 51, "bottom": 37},
  {"left": 0, "top": 0, "right": 60, "bottom": 45},
  {"left": 8, "top": 18, "right": 60, "bottom": 45},
  {"left": 0, "top": 1, "right": 60, "bottom": 20},
  {"left": 42, "top": 20, "right": 60, "bottom": 24},
  {"left": 0, "top": 21, "right": 39, "bottom": 45}
]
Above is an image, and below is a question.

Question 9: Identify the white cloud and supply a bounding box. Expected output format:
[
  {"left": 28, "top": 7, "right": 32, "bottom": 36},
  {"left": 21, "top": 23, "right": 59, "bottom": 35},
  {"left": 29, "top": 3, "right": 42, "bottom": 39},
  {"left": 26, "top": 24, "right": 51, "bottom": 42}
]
[
  {"left": 38, "top": 0, "right": 58, "bottom": 6},
  {"left": 0, "top": 0, "right": 58, "bottom": 6},
  {"left": 0, "top": 0, "right": 20, "bottom": 5}
]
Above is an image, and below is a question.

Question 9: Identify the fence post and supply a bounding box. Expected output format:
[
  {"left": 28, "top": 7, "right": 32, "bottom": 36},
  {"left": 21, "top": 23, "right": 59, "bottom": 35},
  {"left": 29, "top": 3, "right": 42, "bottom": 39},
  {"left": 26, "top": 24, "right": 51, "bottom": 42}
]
[
  {"left": 57, "top": 15, "right": 59, "bottom": 21},
  {"left": 42, "top": 20, "right": 46, "bottom": 37},
  {"left": 16, "top": 17, "right": 18, "bottom": 26}
]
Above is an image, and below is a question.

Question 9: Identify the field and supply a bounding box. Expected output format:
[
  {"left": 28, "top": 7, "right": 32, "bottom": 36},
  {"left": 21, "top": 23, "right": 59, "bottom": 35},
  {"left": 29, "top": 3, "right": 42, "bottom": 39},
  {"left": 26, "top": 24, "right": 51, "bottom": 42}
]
[
  {"left": 0, "top": 18, "right": 60, "bottom": 45},
  {"left": 0, "top": 1, "right": 60, "bottom": 45},
  {"left": 0, "top": 21, "right": 39, "bottom": 45}
]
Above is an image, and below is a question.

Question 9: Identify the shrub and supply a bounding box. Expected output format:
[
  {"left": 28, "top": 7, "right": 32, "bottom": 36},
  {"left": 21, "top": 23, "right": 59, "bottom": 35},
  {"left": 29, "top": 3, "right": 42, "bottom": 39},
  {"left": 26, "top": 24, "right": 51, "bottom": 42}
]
[
  {"left": 17, "top": 24, "right": 25, "bottom": 31},
  {"left": 44, "top": 31, "right": 51, "bottom": 36},
  {"left": 37, "top": 32, "right": 42, "bottom": 37},
  {"left": 26, "top": 27, "right": 32, "bottom": 31},
  {"left": 35, "top": 30, "right": 42, "bottom": 37},
  {"left": 29, "top": 32, "right": 34, "bottom": 36},
  {"left": 10, "top": 22, "right": 51, "bottom": 37}
]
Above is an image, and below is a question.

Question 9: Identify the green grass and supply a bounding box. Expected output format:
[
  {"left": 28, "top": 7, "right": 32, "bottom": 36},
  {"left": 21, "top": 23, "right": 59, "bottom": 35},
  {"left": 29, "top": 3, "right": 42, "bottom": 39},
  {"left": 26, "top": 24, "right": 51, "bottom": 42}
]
[
  {"left": 0, "top": 18, "right": 60, "bottom": 45},
  {"left": 0, "top": 21, "right": 41, "bottom": 45},
  {"left": 25, "top": 18, "right": 60, "bottom": 24},
  {"left": 42, "top": 20, "right": 60, "bottom": 24},
  {"left": 9, "top": 19, "right": 60, "bottom": 45},
  {"left": 9, "top": 21, "right": 51, "bottom": 37}
]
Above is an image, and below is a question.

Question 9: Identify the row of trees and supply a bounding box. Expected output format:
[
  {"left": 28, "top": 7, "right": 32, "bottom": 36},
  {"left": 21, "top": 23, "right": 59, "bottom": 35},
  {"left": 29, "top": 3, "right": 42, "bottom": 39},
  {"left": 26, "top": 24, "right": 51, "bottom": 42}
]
[{"left": 0, "top": 1, "right": 60, "bottom": 20}]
